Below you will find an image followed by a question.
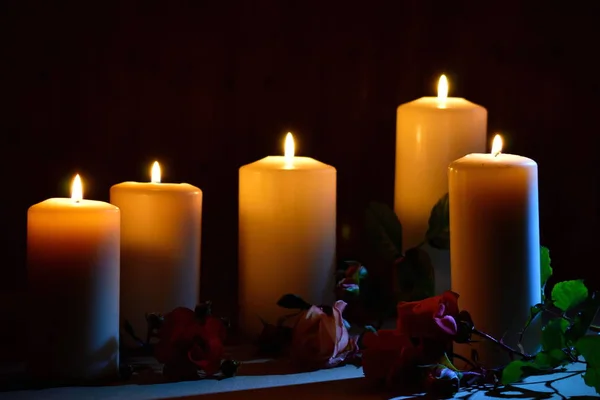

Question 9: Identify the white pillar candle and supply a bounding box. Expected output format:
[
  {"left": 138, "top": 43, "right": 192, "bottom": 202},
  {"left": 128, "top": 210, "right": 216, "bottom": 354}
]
[
  {"left": 239, "top": 133, "right": 336, "bottom": 337},
  {"left": 27, "top": 174, "right": 120, "bottom": 382},
  {"left": 110, "top": 162, "right": 202, "bottom": 338},
  {"left": 395, "top": 75, "right": 487, "bottom": 250},
  {"left": 449, "top": 135, "right": 541, "bottom": 368}
]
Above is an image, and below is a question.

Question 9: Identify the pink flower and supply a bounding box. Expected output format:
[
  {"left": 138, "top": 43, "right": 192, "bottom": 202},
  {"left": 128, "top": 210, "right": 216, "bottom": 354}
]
[{"left": 290, "top": 300, "right": 357, "bottom": 369}]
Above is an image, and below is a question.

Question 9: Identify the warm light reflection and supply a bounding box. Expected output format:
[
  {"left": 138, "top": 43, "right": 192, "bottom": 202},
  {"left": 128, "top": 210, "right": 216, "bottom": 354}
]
[
  {"left": 491, "top": 134, "right": 503, "bottom": 157},
  {"left": 284, "top": 132, "right": 295, "bottom": 166},
  {"left": 151, "top": 161, "right": 161, "bottom": 183},
  {"left": 437, "top": 74, "right": 448, "bottom": 108},
  {"left": 71, "top": 174, "right": 83, "bottom": 202}
]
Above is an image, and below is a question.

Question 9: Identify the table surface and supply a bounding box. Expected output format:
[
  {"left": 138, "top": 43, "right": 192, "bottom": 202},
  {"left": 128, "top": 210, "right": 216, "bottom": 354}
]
[{"left": 0, "top": 347, "right": 597, "bottom": 400}]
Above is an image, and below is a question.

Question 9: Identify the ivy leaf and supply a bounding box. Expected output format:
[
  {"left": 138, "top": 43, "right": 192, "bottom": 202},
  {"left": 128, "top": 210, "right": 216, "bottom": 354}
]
[
  {"left": 566, "top": 291, "right": 600, "bottom": 344},
  {"left": 365, "top": 202, "right": 403, "bottom": 262},
  {"left": 501, "top": 360, "right": 529, "bottom": 384},
  {"left": 551, "top": 279, "right": 589, "bottom": 311},
  {"left": 534, "top": 349, "right": 569, "bottom": 369},
  {"left": 276, "top": 294, "right": 312, "bottom": 310},
  {"left": 540, "top": 246, "right": 552, "bottom": 288},
  {"left": 425, "top": 193, "right": 450, "bottom": 250},
  {"left": 502, "top": 357, "right": 562, "bottom": 385},
  {"left": 575, "top": 336, "right": 600, "bottom": 394},
  {"left": 393, "top": 247, "right": 435, "bottom": 302},
  {"left": 520, "top": 304, "right": 543, "bottom": 340},
  {"left": 541, "top": 318, "right": 569, "bottom": 351}
]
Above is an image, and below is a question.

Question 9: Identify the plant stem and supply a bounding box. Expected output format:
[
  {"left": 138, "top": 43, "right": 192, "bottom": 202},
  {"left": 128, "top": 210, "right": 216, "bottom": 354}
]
[
  {"left": 472, "top": 328, "right": 533, "bottom": 360},
  {"left": 451, "top": 352, "right": 480, "bottom": 370},
  {"left": 545, "top": 308, "right": 573, "bottom": 322}
]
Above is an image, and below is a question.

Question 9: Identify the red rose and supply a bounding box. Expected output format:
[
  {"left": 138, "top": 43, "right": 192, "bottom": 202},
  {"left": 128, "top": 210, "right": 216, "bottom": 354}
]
[
  {"left": 290, "top": 300, "right": 357, "bottom": 369},
  {"left": 396, "top": 291, "right": 460, "bottom": 340},
  {"left": 362, "top": 330, "right": 419, "bottom": 385},
  {"left": 154, "top": 307, "right": 226, "bottom": 378}
]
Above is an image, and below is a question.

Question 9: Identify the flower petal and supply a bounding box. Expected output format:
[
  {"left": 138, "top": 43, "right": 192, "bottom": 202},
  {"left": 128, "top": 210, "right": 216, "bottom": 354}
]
[{"left": 434, "top": 315, "right": 458, "bottom": 336}]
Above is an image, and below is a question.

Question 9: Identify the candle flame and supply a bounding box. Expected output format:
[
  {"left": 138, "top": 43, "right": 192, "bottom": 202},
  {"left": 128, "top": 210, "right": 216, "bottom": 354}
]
[
  {"left": 71, "top": 174, "right": 83, "bottom": 202},
  {"left": 284, "top": 132, "right": 295, "bottom": 165},
  {"left": 491, "top": 134, "right": 503, "bottom": 157},
  {"left": 151, "top": 161, "right": 161, "bottom": 183},
  {"left": 437, "top": 74, "right": 448, "bottom": 108}
]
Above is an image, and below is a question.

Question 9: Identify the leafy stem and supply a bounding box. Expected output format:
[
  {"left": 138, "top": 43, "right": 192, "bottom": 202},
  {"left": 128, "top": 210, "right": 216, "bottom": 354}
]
[
  {"left": 472, "top": 328, "right": 534, "bottom": 361},
  {"left": 544, "top": 307, "right": 574, "bottom": 322}
]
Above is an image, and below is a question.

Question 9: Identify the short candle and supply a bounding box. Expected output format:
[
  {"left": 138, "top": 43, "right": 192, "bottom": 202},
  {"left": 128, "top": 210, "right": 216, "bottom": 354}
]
[
  {"left": 110, "top": 162, "right": 202, "bottom": 337},
  {"left": 449, "top": 134, "right": 541, "bottom": 368},
  {"left": 238, "top": 133, "right": 336, "bottom": 337},
  {"left": 27, "top": 174, "right": 120, "bottom": 381}
]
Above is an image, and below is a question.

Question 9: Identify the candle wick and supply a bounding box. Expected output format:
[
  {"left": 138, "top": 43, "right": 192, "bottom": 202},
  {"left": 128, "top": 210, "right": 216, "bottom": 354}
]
[{"left": 493, "top": 151, "right": 501, "bottom": 158}]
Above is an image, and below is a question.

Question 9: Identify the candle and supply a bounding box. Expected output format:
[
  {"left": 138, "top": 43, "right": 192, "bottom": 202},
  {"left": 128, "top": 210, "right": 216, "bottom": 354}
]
[
  {"left": 448, "top": 135, "right": 541, "bottom": 368},
  {"left": 239, "top": 133, "right": 336, "bottom": 337},
  {"left": 110, "top": 162, "right": 202, "bottom": 338},
  {"left": 395, "top": 75, "right": 487, "bottom": 250},
  {"left": 27, "top": 174, "right": 120, "bottom": 382}
]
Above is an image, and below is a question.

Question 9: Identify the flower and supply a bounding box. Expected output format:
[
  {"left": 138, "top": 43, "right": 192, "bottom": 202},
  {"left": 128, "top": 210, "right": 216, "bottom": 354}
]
[
  {"left": 362, "top": 292, "right": 462, "bottom": 388},
  {"left": 396, "top": 290, "right": 460, "bottom": 341},
  {"left": 154, "top": 305, "right": 227, "bottom": 378},
  {"left": 361, "top": 330, "right": 451, "bottom": 388},
  {"left": 290, "top": 300, "right": 358, "bottom": 369},
  {"left": 424, "top": 353, "right": 462, "bottom": 397},
  {"left": 361, "top": 329, "right": 421, "bottom": 386},
  {"left": 335, "top": 261, "right": 368, "bottom": 297}
]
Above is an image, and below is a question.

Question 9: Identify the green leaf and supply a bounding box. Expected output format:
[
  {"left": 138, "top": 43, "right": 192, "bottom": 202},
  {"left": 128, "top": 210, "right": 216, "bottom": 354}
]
[
  {"left": 541, "top": 318, "right": 569, "bottom": 351},
  {"left": 575, "top": 336, "right": 600, "bottom": 394},
  {"left": 393, "top": 247, "right": 435, "bottom": 302},
  {"left": 566, "top": 292, "right": 600, "bottom": 343},
  {"left": 521, "top": 304, "right": 543, "bottom": 338},
  {"left": 540, "top": 246, "right": 552, "bottom": 288},
  {"left": 576, "top": 335, "right": 600, "bottom": 367},
  {"left": 425, "top": 193, "right": 450, "bottom": 250},
  {"left": 551, "top": 279, "right": 589, "bottom": 311},
  {"left": 534, "top": 349, "right": 569, "bottom": 369},
  {"left": 582, "top": 368, "right": 600, "bottom": 395},
  {"left": 365, "top": 202, "right": 403, "bottom": 262},
  {"left": 501, "top": 360, "right": 529, "bottom": 385}
]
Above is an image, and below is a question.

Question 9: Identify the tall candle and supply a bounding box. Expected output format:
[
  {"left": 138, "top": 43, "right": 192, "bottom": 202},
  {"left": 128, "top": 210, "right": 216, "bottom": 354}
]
[
  {"left": 110, "top": 162, "right": 202, "bottom": 337},
  {"left": 27, "top": 174, "right": 120, "bottom": 382},
  {"left": 239, "top": 133, "right": 336, "bottom": 337},
  {"left": 395, "top": 75, "right": 487, "bottom": 250},
  {"left": 448, "top": 135, "right": 541, "bottom": 368}
]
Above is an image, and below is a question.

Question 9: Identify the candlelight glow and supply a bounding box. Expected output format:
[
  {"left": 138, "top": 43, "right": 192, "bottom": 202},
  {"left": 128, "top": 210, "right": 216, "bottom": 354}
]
[
  {"left": 491, "top": 134, "right": 503, "bottom": 157},
  {"left": 437, "top": 74, "right": 448, "bottom": 107},
  {"left": 151, "top": 161, "right": 161, "bottom": 183},
  {"left": 284, "top": 132, "right": 295, "bottom": 165},
  {"left": 71, "top": 174, "right": 83, "bottom": 202}
]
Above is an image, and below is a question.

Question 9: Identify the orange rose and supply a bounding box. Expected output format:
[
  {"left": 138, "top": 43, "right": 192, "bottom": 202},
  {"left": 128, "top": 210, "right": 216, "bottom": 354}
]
[{"left": 290, "top": 300, "right": 357, "bottom": 369}]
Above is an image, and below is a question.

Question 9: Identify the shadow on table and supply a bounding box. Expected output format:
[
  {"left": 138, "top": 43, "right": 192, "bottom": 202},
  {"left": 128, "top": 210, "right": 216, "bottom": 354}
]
[{"left": 479, "top": 370, "right": 591, "bottom": 400}]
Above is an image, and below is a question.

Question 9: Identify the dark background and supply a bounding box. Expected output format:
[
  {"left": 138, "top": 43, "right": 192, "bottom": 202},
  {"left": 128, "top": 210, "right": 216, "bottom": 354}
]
[{"left": 1, "top": 1, "right": 598, "bottom": 357}]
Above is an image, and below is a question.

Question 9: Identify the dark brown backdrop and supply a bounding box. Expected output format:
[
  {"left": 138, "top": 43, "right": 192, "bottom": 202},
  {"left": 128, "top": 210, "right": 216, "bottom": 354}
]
[{"left": 1, "top": 1, "right": 598, "bottom": 351}]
